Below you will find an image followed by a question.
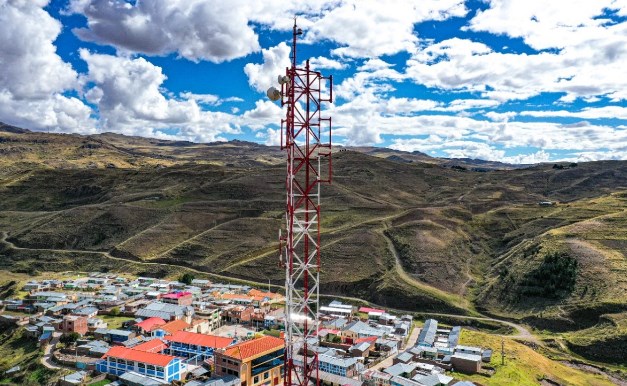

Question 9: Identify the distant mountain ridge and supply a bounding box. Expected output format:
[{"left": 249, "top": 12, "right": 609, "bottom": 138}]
[{"left": 0, "top": 122, "right": 528, "bottom": 170}]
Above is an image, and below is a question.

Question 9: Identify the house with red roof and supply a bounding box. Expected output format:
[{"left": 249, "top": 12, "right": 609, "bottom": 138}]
[
  {"left": 132, "top": 317, "right": 166, "bottom": 334},
  {"left": 132, "top": 339, "right": 168, "bottom": 353},
  {"left": 358, "top": 307, "right": 386, "bottom": 314},
  {"left": 215, "top": 336, "right": 285, "bottom": 386},
  {"left": 96, "top": 346, "right": 183, "bottom": 382},
  {"left": 164, "top": 331, "right": 235, "bottom": 362}
]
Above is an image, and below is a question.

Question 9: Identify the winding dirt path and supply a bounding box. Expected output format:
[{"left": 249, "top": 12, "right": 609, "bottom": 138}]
[{"left": 41, "top": 332, "right": 62, "bottom": 370}]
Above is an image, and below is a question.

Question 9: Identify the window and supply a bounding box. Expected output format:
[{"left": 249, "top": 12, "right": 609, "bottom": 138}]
[
  {"left": 264, "top": 372, "right": 269, "bottom": 380},
  {"left": 156, "top": 366, "right": 164, "bottom": 373},
  {"left": 147, "top": 365, "right": 156, "bottom": 371},
  {"left": 254, "top": 376, "right": 259, "bottom": 384},
  {"left": 138, "top": 363, "right": 146, "bottom": 369}
]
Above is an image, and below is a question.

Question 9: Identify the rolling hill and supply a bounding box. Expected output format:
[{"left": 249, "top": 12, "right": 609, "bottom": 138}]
[{"left": 1, "top": 123, "right": 627, "bottom": 365}]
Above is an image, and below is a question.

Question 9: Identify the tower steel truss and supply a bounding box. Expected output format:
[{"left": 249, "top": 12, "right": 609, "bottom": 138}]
[{"left": 279, "top": 21, "right": 333, "bottom": 386}]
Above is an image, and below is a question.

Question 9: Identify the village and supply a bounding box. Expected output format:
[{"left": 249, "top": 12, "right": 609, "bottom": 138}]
[{"left": 0, "top": 273, "right": 492, "bottom": 386}]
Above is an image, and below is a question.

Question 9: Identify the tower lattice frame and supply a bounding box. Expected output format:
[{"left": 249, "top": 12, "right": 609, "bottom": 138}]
[{"left": 279, "top": 21, "right": 333, "bottom": 386}]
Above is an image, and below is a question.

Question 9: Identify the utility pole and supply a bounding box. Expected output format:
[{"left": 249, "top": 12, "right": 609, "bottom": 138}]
[{"left": 501, "top": 337, "right": 505, "bottom": 365}]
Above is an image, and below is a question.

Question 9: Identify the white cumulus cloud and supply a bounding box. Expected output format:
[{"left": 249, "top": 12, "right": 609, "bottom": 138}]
[
  {"left": 0, "top": 0, "right": 94, "bottom": 132},
  {"left": 244, "top": 43, "right": 291, "bottom": 93}
]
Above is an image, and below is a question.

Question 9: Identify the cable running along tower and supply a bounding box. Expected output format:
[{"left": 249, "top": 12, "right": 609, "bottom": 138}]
[{"left": 271, "top": 21, "right": 333, "bottom": 386}]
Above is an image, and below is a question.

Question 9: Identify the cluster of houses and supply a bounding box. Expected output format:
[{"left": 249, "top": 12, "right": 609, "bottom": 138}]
[
  {"left": 2, "top": 275, "right": 284, "bottom": 343},
  {"left": 0, "top": 273, "right": 490, "bottom": 386},
  {"left": 363, "top": 319, "right": 492, "bottom": 386}
]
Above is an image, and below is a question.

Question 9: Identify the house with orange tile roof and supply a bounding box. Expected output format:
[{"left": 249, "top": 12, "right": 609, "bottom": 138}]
[
  {"left": 220, "top": 293, "right": 255, "bottom": 306},
  {"left": 215, "top": 336, "right": 285, "bottom": 386},
  {"left": 164, "top": 331, "right": 235, "bottom": 363},
  {"left": 96, "top": 346, "right": 184, "bottom": 382},
  {"left": 248, "top": 289, "right": 284, "bottom": 304},
  {"left": 153, "top": 319, "right": 190, "bottom": 338}
]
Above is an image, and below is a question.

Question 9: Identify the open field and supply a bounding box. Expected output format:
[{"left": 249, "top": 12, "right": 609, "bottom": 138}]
[{"left": 453, "top": 330, "right": 618, "bottom": 386}]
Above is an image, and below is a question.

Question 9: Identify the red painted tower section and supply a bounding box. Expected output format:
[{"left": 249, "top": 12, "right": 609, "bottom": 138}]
[{"left": 279, "top": 21, "right": 333, "bottom": 386}]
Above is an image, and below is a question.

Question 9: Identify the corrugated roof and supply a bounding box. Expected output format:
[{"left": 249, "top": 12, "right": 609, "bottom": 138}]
[
  {"left": 452, "top": 352, "right": 482, "bottom": 362},
  {"left": 119, "top": 371, "right": 168, "bottom": 385},
  {"left": 102, "top": 346, "right": 176, "bottom": 367},
  {"left": 355, "top": 336, "right": 378, "bottom": 344},
  {"left": 165, "top": 331, "right": 233, "bottom": 348},
  {"left": 418, "top": 318, "right": 438, "bottom": 346},
  {"left": 223, "top": 336, "right": 284, "bottom": 361},
  {"left": 317, "top": 371, "right": 362, "bottom": 386}
]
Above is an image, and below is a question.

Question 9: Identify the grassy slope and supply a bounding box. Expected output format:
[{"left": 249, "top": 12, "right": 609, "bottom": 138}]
[
  {"left": 453, "top": 330, "right": 615, "bottom": 386},
  {"left": 2, "top": 129, "right": 627, "bottom": 364},
  {"left": 0, "top": 327, "right": 59, "bottom": 386},
  {"left": 474, "top": 193, "right": 627, "bottom": 363}
]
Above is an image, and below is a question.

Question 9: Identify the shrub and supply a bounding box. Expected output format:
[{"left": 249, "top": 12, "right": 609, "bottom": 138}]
[
  {"left": 179, "top": 273, "right": 195, "bottom": 285},
  {"left": 60, "top": 332, "right": 80, "bottom": 346},
  {"left": 521, "top": 252, "right": 578, "bottom": 298}
]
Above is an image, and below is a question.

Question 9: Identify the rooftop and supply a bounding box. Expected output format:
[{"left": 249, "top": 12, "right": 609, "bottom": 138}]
[
  {"left": 133, "top": 339, "right": 168, "bottom": 353},
  {"left": 319, "top": 354, "right": 359, "bottom": 368},
  {"left": 165, "top": 331, "right": 233, "bottom": 349},
  {"left": 248, "top": 289, "right": 282, "bottom": 299},
  {"left": 135, "top": 317, "right": 167, "bottom": 331},
  {"left": 103, "top": 346, "right": 176, "bottom": 367},
  {"left": 359, "top": 307, "right": 385, "bottom": 313},
  {"left": 384, "top": 362, "right": 417, "bottom": 377},
  {"left": 452, "top": 352, "right": 482, "bottom": 362},
  {"left": 161, "top": 291, "right": 192, "bottom": 300},
  {"left": 157, "top": 319, "right": 190, "bottom": 335},
  {"left": 119, "top": 371, "right": 168, "bottom": 385},
  {"left": 223, "top": 336, "right": 284, "bottom": 361}
]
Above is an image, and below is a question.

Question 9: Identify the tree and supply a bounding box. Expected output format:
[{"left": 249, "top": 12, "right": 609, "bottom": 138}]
[
  {"left": 110, "top": 306, "right": 121, "bottom": 316},
  {"left": 60, "top": 332, "right": 80, "bottom": 346},
  {"left": 179, "top": 273, "right": 195, "bottom": 285}
]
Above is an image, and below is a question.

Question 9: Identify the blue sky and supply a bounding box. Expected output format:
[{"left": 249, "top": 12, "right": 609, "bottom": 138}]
[{"left": 1, "top": 0, "right": 626, "bottom": 163}]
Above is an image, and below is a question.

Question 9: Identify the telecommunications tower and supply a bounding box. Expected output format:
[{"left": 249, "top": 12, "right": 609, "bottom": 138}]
[{"left": 267, "top": 20, "right": 333, "bottom": 386}]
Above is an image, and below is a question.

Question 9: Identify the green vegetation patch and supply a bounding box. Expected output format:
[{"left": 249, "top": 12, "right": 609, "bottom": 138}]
[
  {"left": 520, "top": 252, "right": 578, "bottom": 298},
  {"left": 0, "top": 327, "right": 59, "bottom": 386},
  {"left": 452, "top": 330, "right": 615, "bottom": 386}
]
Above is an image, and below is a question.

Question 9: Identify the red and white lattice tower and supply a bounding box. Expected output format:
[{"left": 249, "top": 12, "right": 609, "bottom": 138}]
[{"left": 276, "top": 21, "right": 333, "bottom": 386}]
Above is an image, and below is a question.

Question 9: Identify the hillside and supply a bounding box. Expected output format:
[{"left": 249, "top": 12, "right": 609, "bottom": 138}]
[{"left": 1, "top": 125, "right": 627, "bottom": 364}]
